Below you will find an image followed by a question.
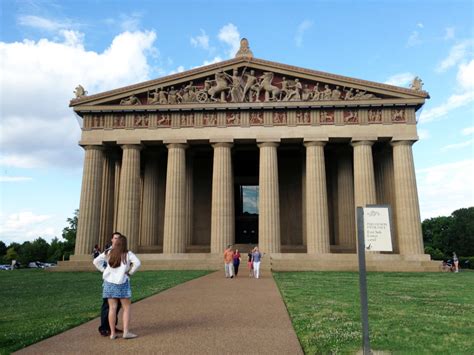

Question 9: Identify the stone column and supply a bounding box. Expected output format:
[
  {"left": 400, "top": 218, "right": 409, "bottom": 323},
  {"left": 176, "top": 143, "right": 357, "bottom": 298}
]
[
  {"left": 140, "top": 150, "right": 160, "bottom": 247},
  {"left": 210, "top": 143, "right": 234, "bottom": 253},
  {"left": 258, "top": 142, "right": 281, "bottom": 253},
  {"left": 337, "top": 150, "right": 356, "bottom": 250},
  {"left": 113, "top": 158, "right": 121, "bottom": 230},
  {"left": 392, "top": 140, "right": 424, "bottom": 255},
  {"left": 163, "top": 143, "right": 187, "bottom": 253},
  {"left": 75, "top": 145, "right": 104, "bottom": 255},
  {"left": 305, "top": 141, "right": 330, "bottom": 254},
  {"left": 116, "top": 144, "right": 142, "bottom": 252},
  {"left": 99, "top": 151, "right": 116, "bottom": 248},
  {"left": 352, "top": 140, "right": 377, "bottom": 208},
  {"left": 185, "top": 152, "right": 194, "bottom": 248},
  {"left": 301, "top": 154, "right": 307, "bottom": 246},
  {"left": 352, "top": 140, "right": 377, "bottom": 250}
]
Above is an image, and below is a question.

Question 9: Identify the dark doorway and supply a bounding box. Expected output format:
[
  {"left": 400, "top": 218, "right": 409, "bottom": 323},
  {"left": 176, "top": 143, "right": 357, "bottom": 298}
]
[{"left": 233, "top": 148, "right": 259, "bottom": 244}]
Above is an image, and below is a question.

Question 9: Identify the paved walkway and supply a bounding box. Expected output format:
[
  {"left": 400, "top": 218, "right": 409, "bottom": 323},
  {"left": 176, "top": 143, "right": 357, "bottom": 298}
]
[{"left": 16, "top": 271, "right": 303, "bottom": 354}]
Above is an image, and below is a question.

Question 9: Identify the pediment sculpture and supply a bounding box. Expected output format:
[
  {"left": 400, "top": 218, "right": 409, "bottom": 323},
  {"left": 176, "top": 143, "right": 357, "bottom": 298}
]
[{"left": 118, "top": 67, "right": 382, "bottom": 106}]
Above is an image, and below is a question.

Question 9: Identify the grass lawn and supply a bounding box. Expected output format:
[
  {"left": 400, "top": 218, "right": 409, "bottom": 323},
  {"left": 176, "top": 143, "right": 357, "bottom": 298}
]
[
  {"left": 274, "top": 271, "right": 474, "bottom": 354},
  {"left": 0, "top": 269, "right": 211, "bottom": 354}
]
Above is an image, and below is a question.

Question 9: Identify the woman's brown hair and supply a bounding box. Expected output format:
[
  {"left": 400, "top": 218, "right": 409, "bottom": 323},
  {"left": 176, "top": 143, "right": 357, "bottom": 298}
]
[{"left": 108, "top": 235, "right": 128, "bottom": 268}]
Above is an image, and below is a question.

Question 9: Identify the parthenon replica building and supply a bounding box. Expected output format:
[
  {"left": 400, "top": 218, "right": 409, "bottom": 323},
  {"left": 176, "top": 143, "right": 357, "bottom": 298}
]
[{"left": 65, "top": 39, "right": 438, "bottom": 271}]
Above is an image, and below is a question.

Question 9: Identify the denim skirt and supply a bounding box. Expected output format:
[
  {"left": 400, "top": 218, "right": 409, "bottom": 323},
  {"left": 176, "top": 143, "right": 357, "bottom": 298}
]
[{"left": 103, "top": 279, "right": 132, "bottom": 299}]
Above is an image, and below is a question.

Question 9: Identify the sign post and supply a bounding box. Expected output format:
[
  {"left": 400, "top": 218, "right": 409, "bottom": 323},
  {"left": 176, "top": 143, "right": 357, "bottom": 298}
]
[
  {"left": 357, "top": 206, "right": 371, "bottom": 355},
  {"left": 357, "top": 204, "right": 393, "bottom": 355}
]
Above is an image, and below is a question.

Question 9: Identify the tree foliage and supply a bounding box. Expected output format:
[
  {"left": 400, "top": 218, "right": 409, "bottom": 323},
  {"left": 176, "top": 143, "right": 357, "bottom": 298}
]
[
  {"left": 0, "top": 210, "right": 78, "bottom": 265},
  {"left": 423, "top": 207, "right": 474, "bottom": 258}
]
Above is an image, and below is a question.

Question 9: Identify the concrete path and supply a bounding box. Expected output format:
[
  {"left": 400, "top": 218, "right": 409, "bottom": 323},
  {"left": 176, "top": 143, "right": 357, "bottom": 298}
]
[{"left": 16, "top": 271, "right": 303, "bottom": 354}]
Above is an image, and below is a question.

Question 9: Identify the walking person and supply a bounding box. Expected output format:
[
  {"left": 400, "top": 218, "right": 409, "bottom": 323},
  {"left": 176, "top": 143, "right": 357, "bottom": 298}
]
[
  {"left": 93, "top": 234, "right": 141, "bottom": 339},
  {"left": 92, "top": 244, "right": 101, "bottom": 259},
  {"left": 252, "top": 246, "right": 263, "bottom": 279},
  {"left": 233, "top": 249, "right": 241, "bottom": 277},
  {"left": 247, "top": 249, "right": 254, "bottom": 277},
  {"left": 224, "top": 245, "right": 234, "bottom": 278}
]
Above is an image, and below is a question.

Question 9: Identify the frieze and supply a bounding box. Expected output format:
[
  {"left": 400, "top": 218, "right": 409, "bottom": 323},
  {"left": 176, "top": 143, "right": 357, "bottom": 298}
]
[
  {"left": 85, "top": 108, "right": 414, "bottom": 131},
  {"left": 114, "top": 68, "right": 383, "bottom": 107}
]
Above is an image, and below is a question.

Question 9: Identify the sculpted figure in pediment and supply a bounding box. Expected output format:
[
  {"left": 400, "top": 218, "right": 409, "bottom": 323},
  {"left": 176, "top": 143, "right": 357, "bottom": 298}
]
[
  {"left": 410, "top": 76, "right": 423, "bottom": 91},
  {"left": 302, "top": 84, "right": 312, "bottom": 101},
  {"left": 344, "top": 88, "right": 354, "bottom": 100},
  {"left": 311, "top": 83, "right": 321, "bottom": 101},
  {"left": 74, "top": 85, "right": 87, "bottom": 98},
  {"left": 322, "top": 85, "right": 332, "bottom": 100},
  {"left": 120, "top": 95, "right": 140, "bottom": 105},
  {"left": 286, "top": 78, "right": 302, "bottom": 101},
  {"left": 242, "top": 70, "right": 260, "bottom": 102},
  {"left": 331, "top": 86, "right": 342, "bottom": 100},
  {"left": 259, "top": 72, "right": 280, "bottom": 102},
  {"left": 208, "top": 72, "right": 230, "bottom": 102},
  {"left": 148, "top": 89, "right": 160, "bottom": 104},
  {"left": 278, "top": 77, "right": 290, "bottom": 100},
  {"left": 224, "top": 69, "right": 243, "bottom": 103}
]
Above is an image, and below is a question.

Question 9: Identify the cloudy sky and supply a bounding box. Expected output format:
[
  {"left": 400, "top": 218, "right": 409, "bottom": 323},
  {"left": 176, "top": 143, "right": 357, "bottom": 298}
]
[{"left": 0, "top": 0, "right": 473, "bottom": 244}]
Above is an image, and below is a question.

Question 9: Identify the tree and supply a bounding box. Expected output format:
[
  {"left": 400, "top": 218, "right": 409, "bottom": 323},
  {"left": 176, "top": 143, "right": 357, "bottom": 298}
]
[
  {"left": 61, "top": 209, "right": 78, "bottom": 260},
  {"left": 5, "top": 247, "right": 19, "bottom": 262},
  {"left": 0, "top": 241, "right": 7, "bottom": 257},
  {"left": 47, "top": 237, "right": 65, "bottom": 262},
  {"left": 422, "top": 207, "right": 474, "bottom": 258}
]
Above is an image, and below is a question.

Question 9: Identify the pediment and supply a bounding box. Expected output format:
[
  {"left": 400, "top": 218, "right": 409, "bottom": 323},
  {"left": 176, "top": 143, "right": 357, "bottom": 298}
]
[{"left": 70, "top": 57, "right": 428, "bottom": 111}]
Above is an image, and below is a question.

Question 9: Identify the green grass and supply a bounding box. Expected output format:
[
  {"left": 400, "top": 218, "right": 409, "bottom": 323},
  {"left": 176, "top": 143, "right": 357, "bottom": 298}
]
[
  {"left": 274, "top": 271, "right": 474, "bottom": 354},
  {"left": 0, "top": 269, "right": 211, "bottom": 354}
]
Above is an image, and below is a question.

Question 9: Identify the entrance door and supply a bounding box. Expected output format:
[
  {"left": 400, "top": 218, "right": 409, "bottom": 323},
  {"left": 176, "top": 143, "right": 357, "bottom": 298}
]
[{"left": 235, "top": 185, "right": 259, "bottom": 244}]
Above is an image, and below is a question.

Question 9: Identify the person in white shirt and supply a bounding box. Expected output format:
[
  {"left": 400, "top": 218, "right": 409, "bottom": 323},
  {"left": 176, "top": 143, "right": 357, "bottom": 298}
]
[{"left": 93, "top": 234, "right": 141, "bottom": 340}]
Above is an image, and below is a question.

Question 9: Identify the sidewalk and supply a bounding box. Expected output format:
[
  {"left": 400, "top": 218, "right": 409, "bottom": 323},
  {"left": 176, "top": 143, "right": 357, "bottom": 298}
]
[{"left": 16, "top": 270, "right": 303, "bottom": 354}]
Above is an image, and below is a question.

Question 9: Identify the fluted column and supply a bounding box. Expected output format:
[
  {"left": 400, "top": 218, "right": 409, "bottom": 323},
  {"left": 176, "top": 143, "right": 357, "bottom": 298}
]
[
  {"left": 258, "top": 142, "right": 280, "bottom": 253},
  {"left": 352, "top": 141, "right": 377, "bottom": 207},
  {"left": 140, "top": 150, "right": 160, "bottom": 247},
  {"left": 116, "top": 144, "right": 142, "bottom": 251},
  {"left": 185, "top": 152, "right": 194, "bottom": 248},
  {"left": 75, "top": 145, "right": 104, "bottom": 255},
  {"left": 337, "top": 150, "right": 356, "bottom": 250},
  {"left": 210, "top": 143, "right": 234, "bottom": 253},
  {"left": 113, "top": 158, "right": 121, "bottom": 230},
  {"left": 99, "top": 151, "right": 116, "bottom": 249},
  {"left": 305, "top": 141, "right": 330, "bottom": 254},
  {"left": 163, "top": 143, "right": 187, "bottom": 253},
  {"left": 392, "top": 141, "right": 424, "bottom": 255}
]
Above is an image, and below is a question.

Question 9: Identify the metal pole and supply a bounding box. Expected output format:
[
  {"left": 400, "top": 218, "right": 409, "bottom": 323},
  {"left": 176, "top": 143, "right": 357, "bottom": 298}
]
[{"left": 357, "top": 207, "right": 371, "bottom": 355}]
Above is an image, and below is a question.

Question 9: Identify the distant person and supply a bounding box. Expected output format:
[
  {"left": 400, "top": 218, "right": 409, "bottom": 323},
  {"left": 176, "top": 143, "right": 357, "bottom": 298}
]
[
  {"left": 96, "top": 233, "right": 122, "bottom": 336},
  {"left": 233, "top": 249, "right": 241, "bottom": 277},
  {"left": 223, "top": 245, "right": 234, "bottom": 278},
  {"left": 453, "top": 252, "right": 459, "bottom": 273},
  {"left": 93, "top": 234, "right": 141, "bottom": 339},
  {"left": 252, "top": 246, "right": 263, "bottom": 279},
  {"left": 92, "top": 244, "right": 101, "bottom": 259},
  {"left": 11, "top": 259, "right": 16, "bottom": 270},
  {"left": 247, "top": 249, "right": 253, "bottom": 277}
]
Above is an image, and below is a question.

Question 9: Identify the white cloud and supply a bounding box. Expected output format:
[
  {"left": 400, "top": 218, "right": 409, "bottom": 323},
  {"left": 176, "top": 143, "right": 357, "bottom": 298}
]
[
  {"left": 295, "top": 20, "right": 313, "bottom": 47},
  {"left": 0, "top": 176, "right": 33, "bottom": 182},
  {"left": 441, "top": 138, "right": 473, "bottom": 152},
  {"left": 417, "top": 129, "right": 430, "bottom": 140},
  {"left": 384, "top": 72, "right": 414, "bottom": 87},
  {"left": 407, "top": 31, "right": 421, "bottom": 47},
  {"left": 417, "top": 159, "right": 474, "bottom": 219},
  {"left": 443, "top": 27, "right": 455, "bottom": 40},
  {"left": 420, "top": 59, "right": 474, "bottom": 123},
  {"left": 190, "top": 29, "right": 210, "bottom": 50},
  {"left": 0, "top": 29, "right": 158, "bottom": 169},
  {"left": 0, "top": 211, "right": 61, "bottom": 244},
  {"left": 168, "top": 65, "right": 185, "bottom": 75},
  {"left": 436, "top": 40, "right": 472, "bottom": 72},
  {"left": 17, "top": 15, "right": 73, "bottom": 32},
  {"left": 462, "top": 126, "right": 474, "bottom": 135},
  {"left": 218, "top": 23, "right": 240, "bottom": 58},
  {"left": 417, "top": 23, "right": 424, "bottom": 29},
  {"left": 104, "top": 13, "right": 143, "bottom": 32}
]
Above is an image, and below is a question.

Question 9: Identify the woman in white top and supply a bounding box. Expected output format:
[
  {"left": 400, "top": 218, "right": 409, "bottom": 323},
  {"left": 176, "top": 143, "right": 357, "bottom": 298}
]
[{"left": 93, "top": 234, "right": 141, "bottom": 340}]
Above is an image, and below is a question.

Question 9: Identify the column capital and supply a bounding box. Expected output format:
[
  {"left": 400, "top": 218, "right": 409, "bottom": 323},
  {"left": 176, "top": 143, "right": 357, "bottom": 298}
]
[
  {"left": 304, "top": 141, "right": 326, "bottom": 148},
  {"left": 82, "top": 145, "right": 104, "bottom": 151},
  {"left": 351, "top": 140, "right": 375, "bottom": 148},
  {"left": 391, "top": 140, "right": 415, "bottom": 147},
  {"left": 120, "top": 144, "right": 143, "bottom": 151},
  {"left": 166, "top": 143, "right": 188, "bottom": 150},
  {"left": 212, "top": 142, "right": 233, "bottom": 149},
  {"left": 257, "top": 142, "right": 279, "bottom": 148}
]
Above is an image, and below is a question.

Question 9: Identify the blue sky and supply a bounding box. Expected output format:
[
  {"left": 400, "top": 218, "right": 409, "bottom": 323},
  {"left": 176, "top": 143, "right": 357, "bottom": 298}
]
[{"left": 0, "top": 0, "right": 473, "bottom": 244}]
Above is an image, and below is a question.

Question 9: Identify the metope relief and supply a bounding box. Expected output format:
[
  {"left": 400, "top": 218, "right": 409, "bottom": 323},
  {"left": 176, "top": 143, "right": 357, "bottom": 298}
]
[
  {"left": 249, "top": 112, "right": 264, "bottom": 125},
  {"left": 320, "top": 110, "right": 335, "bottom": 124},
  {"left": 343, "top": 110, "right": 358, "bottom": 124},
  {"left": 134, "top": 114, "right": 149, "bottom": 128},
  {"left": 226, "top": 112, "right": 241, "bottom": 125},
  {"left": 368, "top": 109, "right": 382, "bottom": 123},
  {"left": 391, "top": 109, "right": 406, "bottom": 122},
  {"left": 272, "top": 111, "right": 287, "bottom": 125}
]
